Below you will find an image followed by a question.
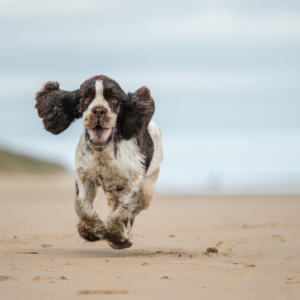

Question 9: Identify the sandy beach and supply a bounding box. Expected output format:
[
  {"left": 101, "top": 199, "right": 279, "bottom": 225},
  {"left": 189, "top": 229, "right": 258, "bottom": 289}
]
[{"left": 0, "top": 174, "right": 299, "bottom": 299}]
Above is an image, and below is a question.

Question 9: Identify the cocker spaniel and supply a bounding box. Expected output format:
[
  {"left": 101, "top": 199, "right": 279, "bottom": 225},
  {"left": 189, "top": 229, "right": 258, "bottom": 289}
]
[{"left": 35, "top": 75, "right": 163, "bottom": 249}]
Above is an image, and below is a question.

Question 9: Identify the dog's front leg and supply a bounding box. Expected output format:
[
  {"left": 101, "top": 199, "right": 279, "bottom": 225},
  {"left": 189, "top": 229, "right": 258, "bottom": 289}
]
[
  {"left": 104, "top": 187, "right": 146, "bottom": 249},
  {"left": 75, "top": 175, "right": 105, "bottom": 242}
]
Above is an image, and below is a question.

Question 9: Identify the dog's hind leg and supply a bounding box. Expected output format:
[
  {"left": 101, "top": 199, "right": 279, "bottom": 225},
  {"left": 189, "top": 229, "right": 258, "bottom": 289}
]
[{"left": 75, "top": 175, "right": 105, "bottom": 242}]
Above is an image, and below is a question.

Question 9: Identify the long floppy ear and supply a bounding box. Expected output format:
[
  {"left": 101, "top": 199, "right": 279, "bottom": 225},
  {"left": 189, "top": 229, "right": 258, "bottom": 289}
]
[
  {"left": 35, "top": 81, "right": 82, "bottom": 135},
  {"left": 119, "top": 86, "right": 155, "bottom": 140}
]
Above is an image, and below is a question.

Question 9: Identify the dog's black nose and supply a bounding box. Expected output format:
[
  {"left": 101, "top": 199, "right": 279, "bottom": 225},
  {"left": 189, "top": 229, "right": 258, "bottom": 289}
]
[{"left": 92, "top": 107, "right": 107, "bottom": 116}]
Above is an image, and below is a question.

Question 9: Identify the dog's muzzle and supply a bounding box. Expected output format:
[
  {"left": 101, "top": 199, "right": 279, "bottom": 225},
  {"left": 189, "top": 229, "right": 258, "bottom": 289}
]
[{"left": 85, "top": 126, "right": 114, "bottom": 151}]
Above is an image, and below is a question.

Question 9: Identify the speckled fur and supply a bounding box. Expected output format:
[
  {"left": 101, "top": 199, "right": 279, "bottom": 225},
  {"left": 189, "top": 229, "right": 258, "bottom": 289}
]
[
  {"left": 35, "top": 75, "right": 163, "bottom": 249},
  {"left": 74, "top": 125, "right": 162, "bottom": 249}
]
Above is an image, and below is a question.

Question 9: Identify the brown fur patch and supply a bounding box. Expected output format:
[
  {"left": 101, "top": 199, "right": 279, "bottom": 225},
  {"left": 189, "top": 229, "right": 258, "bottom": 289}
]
[
  {"left": 137, "top": 129, "right": 154, "bottom": 172},
  {"left": 35, "top": 81, "right": 81, "bottom": 135},
  {"left": 118, "top": 86, "right": 155, "bottom": 140},
  {"left": 75, "top": 182, "right": 79, "bottom": 196}
]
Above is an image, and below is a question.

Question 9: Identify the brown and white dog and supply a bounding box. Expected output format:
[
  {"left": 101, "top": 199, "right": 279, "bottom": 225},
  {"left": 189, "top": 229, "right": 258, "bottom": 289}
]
[{"left": 35, "top": 75, "right": 163, "bottom": 249}]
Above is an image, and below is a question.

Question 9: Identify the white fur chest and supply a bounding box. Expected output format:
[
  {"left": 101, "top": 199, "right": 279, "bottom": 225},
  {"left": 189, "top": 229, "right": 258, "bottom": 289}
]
[
  {"left": 115, "top": 138, "right": 145, "bottom": 192},
  {"left": 75, "top": 133, "right": 145, "bottom": 192}
]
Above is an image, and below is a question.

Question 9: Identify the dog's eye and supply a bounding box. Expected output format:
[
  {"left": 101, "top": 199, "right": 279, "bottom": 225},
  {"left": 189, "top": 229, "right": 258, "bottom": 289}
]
[{"left": 111, "top": 97, "right": 118, "bottom": 104}]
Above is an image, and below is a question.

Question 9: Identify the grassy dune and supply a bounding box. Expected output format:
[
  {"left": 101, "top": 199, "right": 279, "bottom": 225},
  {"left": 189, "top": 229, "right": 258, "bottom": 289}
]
[{"left": 0, "top": 149, "right": 66, "bottom": 174}]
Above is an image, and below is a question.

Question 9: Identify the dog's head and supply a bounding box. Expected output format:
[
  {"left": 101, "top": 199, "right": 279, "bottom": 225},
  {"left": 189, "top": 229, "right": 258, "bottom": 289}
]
[
  {"left": 80, "top": 75, "right": 127, "bottom": 151},
  {"left": 35, "top": 75, "right": 155, "bottom": 150}
]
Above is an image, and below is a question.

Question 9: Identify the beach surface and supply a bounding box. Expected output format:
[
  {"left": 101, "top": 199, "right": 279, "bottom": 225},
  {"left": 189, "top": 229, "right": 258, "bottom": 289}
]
[{"left": 0, "top": 175, "right": 299, "bottom": 299}]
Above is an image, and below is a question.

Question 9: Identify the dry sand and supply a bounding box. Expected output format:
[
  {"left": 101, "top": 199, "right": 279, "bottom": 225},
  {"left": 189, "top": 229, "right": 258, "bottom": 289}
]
[{"left": 0, "top": 174, "right": 299, "bottom": 299}]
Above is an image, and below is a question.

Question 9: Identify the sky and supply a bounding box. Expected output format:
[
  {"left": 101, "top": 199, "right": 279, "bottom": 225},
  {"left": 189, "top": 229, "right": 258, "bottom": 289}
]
[{"left": 0, "top": 0, "right": 299, "bottom": 193}]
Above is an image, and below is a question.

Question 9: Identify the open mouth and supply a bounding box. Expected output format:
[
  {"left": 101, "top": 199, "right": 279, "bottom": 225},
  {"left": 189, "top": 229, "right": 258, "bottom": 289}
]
[{"left": 85, "top": 125, "right": 114, "bottom": 149}]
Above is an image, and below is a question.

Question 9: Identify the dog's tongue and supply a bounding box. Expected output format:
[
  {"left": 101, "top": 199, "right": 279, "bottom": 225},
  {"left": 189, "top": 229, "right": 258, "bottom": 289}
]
[{"left": 88, "top": 126, "right": 112, "bottom": 143}]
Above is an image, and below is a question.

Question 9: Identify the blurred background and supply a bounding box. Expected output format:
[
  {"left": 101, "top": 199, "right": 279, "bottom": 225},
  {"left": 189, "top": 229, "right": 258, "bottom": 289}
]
[{"left": 0, "top": 0, "right": 299, "bottom": 194}]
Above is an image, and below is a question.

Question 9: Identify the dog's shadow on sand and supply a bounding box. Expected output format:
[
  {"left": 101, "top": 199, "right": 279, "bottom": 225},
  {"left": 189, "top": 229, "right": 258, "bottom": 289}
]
[{"left": 60, "top": 248, "right": 191, "bottom": 258}]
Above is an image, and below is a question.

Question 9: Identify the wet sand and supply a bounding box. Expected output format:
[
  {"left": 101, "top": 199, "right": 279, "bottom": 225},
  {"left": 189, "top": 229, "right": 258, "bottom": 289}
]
[{"left": 0, "top": 175, "right": 299, "bottom": 299}]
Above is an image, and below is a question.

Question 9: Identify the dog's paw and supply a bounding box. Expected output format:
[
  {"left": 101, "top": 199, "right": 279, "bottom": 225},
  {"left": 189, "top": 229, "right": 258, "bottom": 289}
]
[
  {"left": 77, "top": 218, "right": 105, "bottom": 242},
  {"left": 107, "top": 240, "right": 132, "bottom": 250},
  {"left": 104, "top": 217, "right": 132, "bottom": 248}
]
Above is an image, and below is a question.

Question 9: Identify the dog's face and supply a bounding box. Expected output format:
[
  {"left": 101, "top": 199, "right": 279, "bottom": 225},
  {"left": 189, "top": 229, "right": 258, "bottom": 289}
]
[
  {"left": 35, "top": 75, "right": 155, "bottom": 144},
  {"left": 79, "top": 76, "right": 127, "bottom": 151}
]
